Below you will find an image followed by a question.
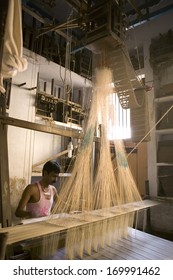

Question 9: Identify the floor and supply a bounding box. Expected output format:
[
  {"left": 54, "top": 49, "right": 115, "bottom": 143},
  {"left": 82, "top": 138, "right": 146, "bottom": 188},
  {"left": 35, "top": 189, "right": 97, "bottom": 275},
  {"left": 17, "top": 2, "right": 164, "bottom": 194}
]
[{"left": 49, "top": 228, "right": 173, "bottom": 260}]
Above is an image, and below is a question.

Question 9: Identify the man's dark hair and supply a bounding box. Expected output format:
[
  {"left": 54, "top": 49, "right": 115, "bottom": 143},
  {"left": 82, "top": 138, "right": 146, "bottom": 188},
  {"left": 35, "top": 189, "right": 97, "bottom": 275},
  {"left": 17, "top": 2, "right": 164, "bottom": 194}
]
[{"left": 42, "top": 160, "right": 61, "bottom": 176}]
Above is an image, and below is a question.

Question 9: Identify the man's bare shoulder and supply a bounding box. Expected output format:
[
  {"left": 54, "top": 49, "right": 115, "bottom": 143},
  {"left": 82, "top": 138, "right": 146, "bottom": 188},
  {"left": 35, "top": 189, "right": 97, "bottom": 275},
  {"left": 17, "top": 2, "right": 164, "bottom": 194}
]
[
  {"left": 50, "top": 185, "right": 57, "bottom": 195},
  {"left": 24, "top": 183, "right": 38, "bottom": 193}
]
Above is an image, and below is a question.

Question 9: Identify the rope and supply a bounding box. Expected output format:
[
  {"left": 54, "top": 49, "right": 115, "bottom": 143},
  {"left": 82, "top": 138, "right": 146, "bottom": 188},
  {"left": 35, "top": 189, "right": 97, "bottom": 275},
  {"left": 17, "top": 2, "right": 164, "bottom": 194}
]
[{"left": 127, "top": 104, "right": 173, "bottom": 158}]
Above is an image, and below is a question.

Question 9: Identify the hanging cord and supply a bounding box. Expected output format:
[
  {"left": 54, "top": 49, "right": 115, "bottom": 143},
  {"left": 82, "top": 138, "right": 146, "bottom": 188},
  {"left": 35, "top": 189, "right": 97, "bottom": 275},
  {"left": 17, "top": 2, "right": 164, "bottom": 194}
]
[
  {"left": 132, "top": 25, "right": 143, "bottom": 72},
  {"left": 23, "top": 39, "right": 38, "bottom": 180},
  {"left": 60, "top": 8, "right": 74, "bottom": 91},
  {"left": 59, "top": 8, "right": 74, "bottom": 91},
  {"left": 120, "top": 44, "right": 144, "bottom": 87},
  {"left": 127, "top": 104, "right": 173, "bottom": 157},
  {"left": 60, "top": 8, "right": 75, "bottom": 162},
  {"left": 113, "top": 104, "right": 173, "bottom": 172},
  {"left": 115, "top": 19, "right": 145, "bottom": 88}
]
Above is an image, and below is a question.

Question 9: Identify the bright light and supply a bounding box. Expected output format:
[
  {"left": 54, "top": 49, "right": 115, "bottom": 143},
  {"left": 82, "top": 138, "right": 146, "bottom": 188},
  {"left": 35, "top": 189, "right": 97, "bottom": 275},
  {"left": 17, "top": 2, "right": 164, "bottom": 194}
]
[
  {"left": 108, "top": 93, "right": 131, "bottom": 140},
  {"left": 137, "top": 73, "right": 145, "bottom": 81}
]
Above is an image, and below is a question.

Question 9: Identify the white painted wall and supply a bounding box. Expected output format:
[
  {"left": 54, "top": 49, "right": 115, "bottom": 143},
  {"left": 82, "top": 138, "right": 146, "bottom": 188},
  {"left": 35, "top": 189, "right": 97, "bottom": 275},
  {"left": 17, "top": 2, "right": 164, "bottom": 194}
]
[
  {"left": 6, "top": 49, "right": 92, "bottom": 219},
  {"left": 8, "top": 58, "right": 38, "bottom": 182},
  {"left": 126, "top": 9, "right": 173, "bottom": 196}
]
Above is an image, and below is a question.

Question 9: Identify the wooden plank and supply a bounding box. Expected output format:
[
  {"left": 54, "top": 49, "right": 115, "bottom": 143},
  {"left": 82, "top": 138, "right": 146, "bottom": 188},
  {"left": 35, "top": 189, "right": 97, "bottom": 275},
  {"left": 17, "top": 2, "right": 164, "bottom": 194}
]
[
  {"left": 129, "top": 228, "right": 173, "bottom": 255},
  {"left": 49, "top": 228, "right": 173, "bottom": 260},
  {"left": 22, "top": 5, "right": 71, "bottom": 41},
  {"left": 112, "top": 238, "right": 169, "bottom": 260},
  {"left": 93, "top": 247, "right": 125, "bottom": 260},
  {"left": 0, "top": 116, "right": 83, "bottom": 139},
  {"left": 32, "top": 149, "right": 68, "bottom": 170},
  {"left": 105, "top": 242, "right": 150, "bottom": 260},
  {"left": 113, "top": 228, "right": 173, "bottom": 259},
  {"left": 0, "top": 200, "right": 160, "bottom": 245},
  {"left": 0, "top": 111, "right": 12, "bottom": 227},
  {"left": 0, "top": 0, "right": 12, "bottom": 228}
]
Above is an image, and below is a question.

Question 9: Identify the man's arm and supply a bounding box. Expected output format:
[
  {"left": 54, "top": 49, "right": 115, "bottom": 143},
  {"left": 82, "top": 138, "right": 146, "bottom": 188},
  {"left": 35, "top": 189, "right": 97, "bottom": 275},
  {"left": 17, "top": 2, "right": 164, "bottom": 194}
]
[
  {"left": 15, "top": 185, "right": 34, "bottom": 218},
  {"left": 51, "top": 186, "right": 59, "bottom": 213}
]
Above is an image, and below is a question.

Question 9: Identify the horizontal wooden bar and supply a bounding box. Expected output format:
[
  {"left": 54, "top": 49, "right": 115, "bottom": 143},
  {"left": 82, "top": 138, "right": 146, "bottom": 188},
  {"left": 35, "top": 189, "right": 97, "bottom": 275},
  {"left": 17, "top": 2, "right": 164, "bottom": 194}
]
[
  {"left": 0, "top": 116, "right": 83, "bottom": 139},
  {"left": 0, "top": 200, "right": 160, "bottom": 245}
]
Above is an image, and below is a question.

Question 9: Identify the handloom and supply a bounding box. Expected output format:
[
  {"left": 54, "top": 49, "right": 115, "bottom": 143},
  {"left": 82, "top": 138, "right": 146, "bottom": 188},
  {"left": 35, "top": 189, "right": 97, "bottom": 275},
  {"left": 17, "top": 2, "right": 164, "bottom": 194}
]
[
  {"left": 1, "top": 68, "right": 158, "bottom": 259},
  {"left": 46, "top": 67, "right": 143, "bottom": 259},
  {"left": 0, "top": 200, "right": 160, "bottom": 259},
  {"left": 1, "top": 68, "right": 149, "bottom": 259}
]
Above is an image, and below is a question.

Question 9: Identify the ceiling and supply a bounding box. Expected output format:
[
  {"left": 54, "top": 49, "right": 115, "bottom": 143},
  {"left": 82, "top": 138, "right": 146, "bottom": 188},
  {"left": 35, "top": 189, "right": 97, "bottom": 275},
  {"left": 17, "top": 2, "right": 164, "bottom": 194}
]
[
  {"left": 22, "top": 0, "right": 173, "bottom": 27},
  {"left": 21, "top": 0, "right": 173, "bottom": 78},
  {"left": 21, "top": 0, "right": 173, "bottom": 49}
]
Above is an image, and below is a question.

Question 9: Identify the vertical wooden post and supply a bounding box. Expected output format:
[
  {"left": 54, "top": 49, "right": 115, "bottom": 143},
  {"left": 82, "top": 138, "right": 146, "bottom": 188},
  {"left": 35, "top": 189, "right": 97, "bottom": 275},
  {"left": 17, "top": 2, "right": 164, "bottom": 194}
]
[
  {"left": 144, "top": 180, "right": 151, "bottom": 233},
  {"left": 0, "top": 111, "right": 12, "bottom": 227},
  {"left": 51, "top": 78, "right": 54, "bottom": 95},
  {"left": 0, "top": 0, "right": 12, "bottom": 227},
  {"left": 0, "top": 232, "right": 8, "bottom": 259}
]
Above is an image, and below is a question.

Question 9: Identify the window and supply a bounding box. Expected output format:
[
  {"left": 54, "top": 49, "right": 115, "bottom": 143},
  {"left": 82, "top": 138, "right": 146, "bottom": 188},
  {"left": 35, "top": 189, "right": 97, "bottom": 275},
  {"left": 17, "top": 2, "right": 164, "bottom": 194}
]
[{"left": 108, "top": 93, "right": 131, "bottom": 140}]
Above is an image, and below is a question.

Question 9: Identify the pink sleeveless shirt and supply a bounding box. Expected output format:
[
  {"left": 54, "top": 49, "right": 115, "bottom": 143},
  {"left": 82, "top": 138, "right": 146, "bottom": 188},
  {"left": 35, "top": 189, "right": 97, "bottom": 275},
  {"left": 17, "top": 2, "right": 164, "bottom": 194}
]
[{"left": 26, "top": 182, "right": 55, "bottom": 218}]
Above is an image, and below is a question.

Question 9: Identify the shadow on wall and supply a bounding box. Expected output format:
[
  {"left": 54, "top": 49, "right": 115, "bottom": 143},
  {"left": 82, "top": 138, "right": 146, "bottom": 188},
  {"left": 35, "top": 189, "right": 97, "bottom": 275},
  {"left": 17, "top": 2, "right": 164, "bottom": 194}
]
[
  {"left": 10, "top": 177, "right": 26, "bottom": 225},
  {"left": 136, "top": 201, "right": 173, "bottom": 241}
]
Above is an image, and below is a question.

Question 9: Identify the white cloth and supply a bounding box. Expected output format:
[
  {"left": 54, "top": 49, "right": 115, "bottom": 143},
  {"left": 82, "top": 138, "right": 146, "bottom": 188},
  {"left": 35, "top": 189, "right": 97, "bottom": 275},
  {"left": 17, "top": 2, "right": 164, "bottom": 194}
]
[{"left": 0, "top": 0, "right": 28, "bottom": 93}]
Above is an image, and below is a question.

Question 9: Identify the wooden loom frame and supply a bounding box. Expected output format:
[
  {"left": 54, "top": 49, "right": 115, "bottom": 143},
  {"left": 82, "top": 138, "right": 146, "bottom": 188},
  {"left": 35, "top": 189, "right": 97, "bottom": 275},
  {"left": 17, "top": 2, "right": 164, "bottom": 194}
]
[{"left": 0, "top": 199, "right": 160, "bottom": 259}]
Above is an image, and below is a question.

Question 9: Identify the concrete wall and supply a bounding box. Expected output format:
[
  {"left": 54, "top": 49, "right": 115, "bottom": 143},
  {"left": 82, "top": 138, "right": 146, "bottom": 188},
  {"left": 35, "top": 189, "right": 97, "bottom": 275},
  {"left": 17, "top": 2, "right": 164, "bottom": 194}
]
[
  {"left": 126, "top": 141, "right": 148, "bottom": 196},
  {"left": 126, "top": 10, "right": 173, "bottom": 237},
  {"left": 7, "top": 50, "right": 91, "bottom": 221},
  {"left": 126, "top": 9, "right": 173, "bottom": 197},
  {"left": 8, "top": 60, "right": 38, "bottom": 181}
]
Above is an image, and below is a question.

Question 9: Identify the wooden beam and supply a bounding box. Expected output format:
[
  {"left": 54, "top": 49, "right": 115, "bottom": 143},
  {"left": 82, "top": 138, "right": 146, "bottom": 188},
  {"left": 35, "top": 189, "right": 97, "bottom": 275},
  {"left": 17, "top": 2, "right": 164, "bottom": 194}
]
[
  {"left": 65, "top": 0, "right": 88, "bottom": 13},
  {"left": 0, "top": 199, "right": 160, "bottom": 245},
  {"left": 126, "top": 0, "right": 143, "bottom": 18},
  {"left": 32, "top": 149, "right": 68, "bottom": 170},
  {"left": 22, "top": 5, "right": 71, "bottom": 42},
  {"left": 0, "top": 232, "right": 8, "bottom": 260},
  {"left": 0, "top": 116, "right": 83, "bottom": 139},
  {"left": 0, "top": 0, "right": 12, "bottom": 228},
  {"left": 0, "top": 116, "right": 12, "bottom": 228}
]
